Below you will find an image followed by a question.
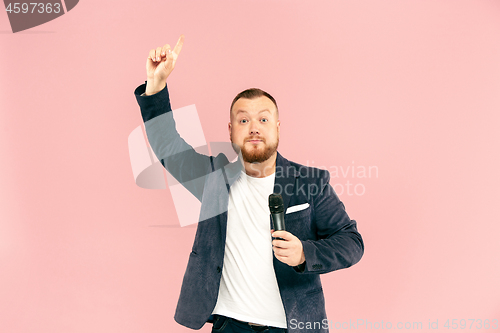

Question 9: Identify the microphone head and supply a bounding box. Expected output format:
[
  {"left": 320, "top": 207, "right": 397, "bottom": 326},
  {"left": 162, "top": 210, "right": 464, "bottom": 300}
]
[{"left": 268, "top": 193, "right": 284, "bottom": 214}]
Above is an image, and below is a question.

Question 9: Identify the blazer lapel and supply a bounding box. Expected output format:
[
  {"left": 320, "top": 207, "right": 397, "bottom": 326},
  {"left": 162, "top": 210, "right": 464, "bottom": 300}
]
[
  {"left": 216, "top": 158, "right": 244, "bottom": 238},
  {"left": 273, "top": 152, "right": 299, "bottom": 216}
]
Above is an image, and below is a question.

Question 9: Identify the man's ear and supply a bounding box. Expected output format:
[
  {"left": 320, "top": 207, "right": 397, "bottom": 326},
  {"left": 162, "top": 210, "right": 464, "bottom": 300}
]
[
  {"left": 277, "top": 120, "right": 280, "bottom": 135},
  {"left": 228, "top": 122, "right": 232, "bottom": 140}
]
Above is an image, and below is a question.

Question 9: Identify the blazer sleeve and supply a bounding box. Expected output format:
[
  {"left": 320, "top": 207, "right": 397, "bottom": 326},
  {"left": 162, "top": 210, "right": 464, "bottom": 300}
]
[
  {"left": 298, "top": 170, "right": 364, "bottom": 274},
  {"left": 134, "top": 82, "right": 212, "bottom": 201}
]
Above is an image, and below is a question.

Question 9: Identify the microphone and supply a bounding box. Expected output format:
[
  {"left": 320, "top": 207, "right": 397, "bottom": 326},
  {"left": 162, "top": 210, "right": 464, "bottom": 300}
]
[{"left": 269, "top": 194, "right": 286, "bottom": 236}]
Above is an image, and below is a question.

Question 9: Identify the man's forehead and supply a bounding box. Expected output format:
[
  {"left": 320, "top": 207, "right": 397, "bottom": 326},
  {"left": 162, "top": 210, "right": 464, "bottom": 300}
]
[
  {"left": 235, "top": 108, "right": 272, "bottom": 115},
  {"left": 231, "top": 96, "right": 278, "bottom": 116}
]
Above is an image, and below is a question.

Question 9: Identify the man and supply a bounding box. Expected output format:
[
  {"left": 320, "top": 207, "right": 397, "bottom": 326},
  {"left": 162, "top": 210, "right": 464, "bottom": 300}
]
[{"left": 134, "top": 35, "right": 364, "bottom": 333}]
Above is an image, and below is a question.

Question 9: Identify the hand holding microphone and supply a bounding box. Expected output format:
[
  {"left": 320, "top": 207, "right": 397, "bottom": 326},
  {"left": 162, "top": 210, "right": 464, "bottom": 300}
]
[{"left": 269, "top": 194, "right": 305, "bottom": 267}]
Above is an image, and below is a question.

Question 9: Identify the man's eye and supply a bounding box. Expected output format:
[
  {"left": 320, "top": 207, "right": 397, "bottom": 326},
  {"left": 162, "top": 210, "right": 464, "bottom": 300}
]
[
  {"left": 240, "top": 119, "right": 248, "bottom": 124},
  {"left": 261, "top": 118, "right": 268, "bottom": 123}
]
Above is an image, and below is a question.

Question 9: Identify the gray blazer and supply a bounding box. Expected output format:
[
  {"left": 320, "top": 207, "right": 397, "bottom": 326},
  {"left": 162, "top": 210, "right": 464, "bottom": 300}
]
[{"left": 135, "top": 83, "right": 364, "bottom": 332}]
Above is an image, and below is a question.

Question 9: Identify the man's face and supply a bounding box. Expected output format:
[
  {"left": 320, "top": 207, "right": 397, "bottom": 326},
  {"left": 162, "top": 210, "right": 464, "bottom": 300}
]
[{"left": 229, "top": 96, "right": 280, "bottom": 163}]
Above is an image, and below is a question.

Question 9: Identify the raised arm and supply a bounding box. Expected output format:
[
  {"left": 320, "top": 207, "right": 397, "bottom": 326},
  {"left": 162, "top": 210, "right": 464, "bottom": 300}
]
[{"left": 135, "top": 36, "right": 216, "bottom": 201}]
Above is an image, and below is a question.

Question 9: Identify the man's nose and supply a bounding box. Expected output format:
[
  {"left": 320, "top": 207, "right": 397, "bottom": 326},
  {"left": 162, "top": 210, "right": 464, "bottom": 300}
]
[{"left": 249, "top": 122, "right": 260, "bottom": 135}]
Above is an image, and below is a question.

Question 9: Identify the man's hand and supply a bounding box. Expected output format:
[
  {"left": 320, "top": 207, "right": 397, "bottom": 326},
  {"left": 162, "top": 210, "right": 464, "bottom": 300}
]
[
  {"left": 145, "top": 35, "right": 184, "bottom": 96},
  {"left": 271, "top": 230, "right": 306, "bottom": 267}
]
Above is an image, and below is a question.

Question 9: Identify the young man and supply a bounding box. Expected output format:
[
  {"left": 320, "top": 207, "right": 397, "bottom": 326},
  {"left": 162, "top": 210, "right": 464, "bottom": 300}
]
[{"left": 134, "top": 35, "right": 364, "bottom": 333}]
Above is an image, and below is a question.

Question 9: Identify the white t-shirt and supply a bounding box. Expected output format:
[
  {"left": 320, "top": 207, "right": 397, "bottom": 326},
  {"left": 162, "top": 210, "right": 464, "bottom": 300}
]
[{"left": 212, "top": 170, "right": 287, "bottom": 328}]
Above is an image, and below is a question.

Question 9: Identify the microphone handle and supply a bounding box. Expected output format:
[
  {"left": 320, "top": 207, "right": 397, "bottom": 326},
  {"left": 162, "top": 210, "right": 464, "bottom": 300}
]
[{"left": 271, "top": 212, "right": 286, "bottom": 231}]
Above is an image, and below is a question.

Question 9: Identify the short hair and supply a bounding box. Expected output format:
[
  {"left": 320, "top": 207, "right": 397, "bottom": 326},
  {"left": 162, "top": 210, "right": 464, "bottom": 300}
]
[{"left": 230, "top": 88, "right": 279, "bottom": 116}]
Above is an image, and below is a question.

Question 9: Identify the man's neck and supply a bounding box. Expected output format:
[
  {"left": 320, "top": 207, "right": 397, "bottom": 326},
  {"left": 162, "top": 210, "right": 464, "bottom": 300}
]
[{"left": 243, "top": 152, "right": 277, "bottom": 178}]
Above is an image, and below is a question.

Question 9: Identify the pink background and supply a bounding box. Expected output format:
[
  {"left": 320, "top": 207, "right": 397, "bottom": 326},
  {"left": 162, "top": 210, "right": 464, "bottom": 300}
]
[{"left": 1, "top": 0, "right": 500, "bottom": 332}]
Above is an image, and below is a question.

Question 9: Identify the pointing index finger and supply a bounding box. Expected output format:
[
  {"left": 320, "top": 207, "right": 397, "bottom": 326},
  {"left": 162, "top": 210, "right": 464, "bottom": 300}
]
[{"left": 173, "top": 34, "right": 185, "bottom": 55}]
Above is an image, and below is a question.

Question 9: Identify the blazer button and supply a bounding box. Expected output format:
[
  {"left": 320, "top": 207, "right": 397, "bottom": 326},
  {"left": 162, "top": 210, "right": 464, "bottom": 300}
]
[{"left": 216, "top": 266, "right": 222, "bottom": 273}]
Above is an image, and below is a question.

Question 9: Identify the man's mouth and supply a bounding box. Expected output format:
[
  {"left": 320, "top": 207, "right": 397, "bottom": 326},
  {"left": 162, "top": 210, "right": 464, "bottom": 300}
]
[{"left": 246, "top": 137, "right": 264, "bottom": 144}]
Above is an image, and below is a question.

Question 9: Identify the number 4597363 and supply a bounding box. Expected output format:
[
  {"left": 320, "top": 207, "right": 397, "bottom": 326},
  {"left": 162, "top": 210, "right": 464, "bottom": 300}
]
[{"left": 6, "top": 3, "right": 61, "bottom": 14}]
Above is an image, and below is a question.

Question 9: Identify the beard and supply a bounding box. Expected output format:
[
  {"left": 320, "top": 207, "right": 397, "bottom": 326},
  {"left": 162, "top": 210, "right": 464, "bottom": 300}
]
[{"left": 232, "top": 136, "right": 279, "bottom": 163}]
